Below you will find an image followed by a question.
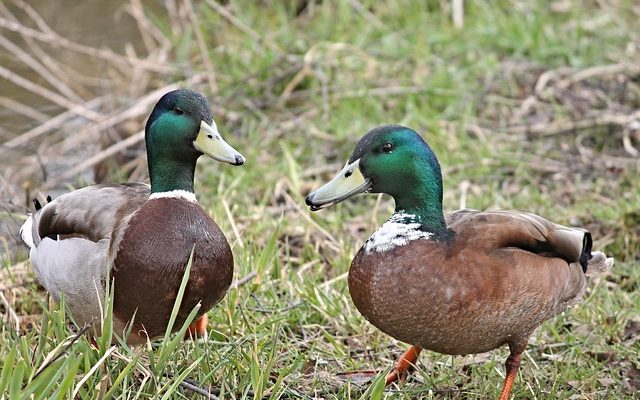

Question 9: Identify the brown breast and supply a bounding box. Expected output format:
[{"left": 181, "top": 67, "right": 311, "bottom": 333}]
[
  {"left": 348, "top": 226, "right": 586, "bottom": 355},
  {"left": 112, "top": 198, "right": 233, "bottom": 341}
]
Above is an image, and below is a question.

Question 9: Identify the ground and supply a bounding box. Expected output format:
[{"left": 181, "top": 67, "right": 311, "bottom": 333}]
[{"left": 0, "top": 1, "right": 639, "bottom": 399}]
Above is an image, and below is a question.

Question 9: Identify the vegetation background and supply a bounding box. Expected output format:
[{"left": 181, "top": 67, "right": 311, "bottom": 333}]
[{"left": 0, "top": 0, "right": 638, "bottom": 398}]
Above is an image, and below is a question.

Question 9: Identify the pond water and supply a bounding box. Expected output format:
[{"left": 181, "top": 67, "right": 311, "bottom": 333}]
[
  {"left": 0, "top": 0, "right": 147, "bottom": 134},
  {"left": 0, "top": 0, "right": 153, "bottom": 259}
]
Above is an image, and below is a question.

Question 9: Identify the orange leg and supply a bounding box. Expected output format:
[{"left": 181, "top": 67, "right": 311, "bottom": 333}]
[
  {"left": 184, "top": 314, "right": 208, "bottom": 340},
  {"left": 385, "top": 345, "right": 422, "bottom": 385},
  {"left": 498, "top": 352, "right": 522, "bottom": 400}
]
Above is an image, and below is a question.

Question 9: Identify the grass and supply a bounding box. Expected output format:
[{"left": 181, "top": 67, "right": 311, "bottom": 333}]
[{"left": 1, "top": 0, "right": 639, "bottom": 398}]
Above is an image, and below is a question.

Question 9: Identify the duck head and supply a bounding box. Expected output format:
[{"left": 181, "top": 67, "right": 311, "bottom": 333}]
[
  {"left": 145, "top": 89, "right": 245, "bottom": 194},
  {"left": 306, "top": 125, "right": 446, "bottom": 232}
]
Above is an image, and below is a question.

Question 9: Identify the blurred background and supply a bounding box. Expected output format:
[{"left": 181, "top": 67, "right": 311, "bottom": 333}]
[
  {"left": 0, "top": 1, "right": 638, "bottom": 398},
  {"left": 1, "top": 0, "right": 639, "bottom": 259}
]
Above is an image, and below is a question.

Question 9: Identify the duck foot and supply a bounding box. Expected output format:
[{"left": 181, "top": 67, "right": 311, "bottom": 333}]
[
  {"left": 385, "top": 345, "right": 422, "bottom": 385},
  {"left": 184, "top": 314, "right": 208, "bottom": 341},
  {"left": 498, "top": 351, "right": 521, "bottom": 400}
]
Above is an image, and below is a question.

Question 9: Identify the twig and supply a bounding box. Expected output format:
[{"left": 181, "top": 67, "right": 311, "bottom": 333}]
[
  {"left": 0, "top": 290, "right": 20, "bottom": 333},
  {"left": 622, "top": 127, "right": 639, "bottom": 157},
  {"left": 0, "top": 34, "right": 81, "bottom": 102},
  {"left": 348, "top": 0, "right": 387, "bottom": 30},
  {"left": 32, "top": 324, "right": 90, "bottom": 380},
  {"left": 127, "top": 0, "right": 171, "bottom": 52},
  {"left": 0, "top": 96, "right": 48, "bottom": 122},
  {"left": 282, "top": 191, "right": 339, "bottom": 245},
  {"left": 185, "top": 0, "right": 218, "bottom": 94},
  {"left": 45, "top": 130, "right": 145, "bottom": 188},
  {"left": 506, "top": 110, "right": 640, "bottom": 137},
  {"left": 249, "top": 300, "right": 304, "bottom": 314},
  {"left": 72, "top": 346, "right": 117, "bottom": 398},
  {"left": 452, "top": 0, "right": 464, "bottom": 28},
  {"left": 178, "top": 379, "right": 219, "bottom": 400},
  {"left": 0, "top": 17, "right": 173, "bottom": 73},
  {"left": 230, "top": 271, "right": 257, "bottom": 290},
  {"left": 0, "top": 65, "right": 100, "bottom": 120},
  {"left": 0, "top": 97, "right": 104, "bottom": 153},
  {"left": 222, "top": 198, "right": 244, "bottom": 248},
  {"left": 557, "top": 63, "right": 640, "bottom": 89},
  {"left": 319, "top": 272, "right": 348, "bottom": 289},
  {"left": 203, "top": 0, "right": 284, "bottom": 55}
]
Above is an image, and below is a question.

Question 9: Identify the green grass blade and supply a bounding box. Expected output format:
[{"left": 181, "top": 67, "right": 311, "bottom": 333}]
[
  {"left": 51, "top": 356, "right": 83, "bottom": 400},
  {"left": 0, "top": 345, "right": 17, "bottom": 393},
  {"left": 103, "top": 355, "right": 139, "bottom": 400},
  {"left": 159, "top": 356, "right": 203, "bottom": 400},
  {"left": 9, "top": 359, "right": 26, "bottom": 400},
  {"left": 163, "top": 245, "right": 195, "bottom": 343}
]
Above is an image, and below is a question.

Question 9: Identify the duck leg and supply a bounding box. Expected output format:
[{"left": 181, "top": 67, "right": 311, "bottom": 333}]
[
  {"left": 498, "top": 350, "right": 522, "bottom": 400},
  {"left": 184, "top": 314, "right": 208, "bottom": 340},
  {"left": 385, "top": 345, "right": 422, "bottom": 385}
]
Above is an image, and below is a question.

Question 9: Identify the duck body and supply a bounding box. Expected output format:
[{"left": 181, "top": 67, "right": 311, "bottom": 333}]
[
  {"left": 21, "top": 89, "right": 244, "bottom": 344},
  {"left": 306, "top": 124, "right": 613, "bottom": 399},
  {"left": 349, "top": 209, "right": 592, "bottom": 357},
  {"left": 112, "top": 192, "right": 234, "bottom": 342}
]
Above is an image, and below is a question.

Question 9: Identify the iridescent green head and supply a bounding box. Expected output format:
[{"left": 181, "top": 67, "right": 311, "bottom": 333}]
[
  {"left": 145, "top": 89, "right": 244, "bottom": 194},
  {"left": 306, "top": 125, "right": 446, "bottom": 232}
]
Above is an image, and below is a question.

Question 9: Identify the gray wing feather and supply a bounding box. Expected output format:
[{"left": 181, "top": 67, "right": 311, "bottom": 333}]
[
  {"left": 21, "top": 182, "right": 150, "bottom": 325},
  {"left": 30, "top": 237, "right": 109, "bottom": 325},
  {"left": 32, "top": 183, "right": 149, "bottom": 243}
]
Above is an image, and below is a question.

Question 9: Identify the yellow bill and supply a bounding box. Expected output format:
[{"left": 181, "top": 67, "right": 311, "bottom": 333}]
[
  {"left": 194, "top": 120, "right": 245, "bottom": 166},
  {"left": 306, "top": 159, "right": 371, "bottom": 211}
]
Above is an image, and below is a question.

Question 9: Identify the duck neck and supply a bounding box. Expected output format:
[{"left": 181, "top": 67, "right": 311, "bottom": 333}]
[
  {"left": 148, "top": 156, "right": 196, "bottom": 194},
  {"left": 393, "top": 183, "right": 447, "bottom": 236}
]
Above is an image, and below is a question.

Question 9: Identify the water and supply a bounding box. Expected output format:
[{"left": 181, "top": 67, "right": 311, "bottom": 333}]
[
  {"left": 0, "top": 0, "right": 150, "bottom": 259},
  {"left": 0, "top": 0, "right": 147, "bottom": 134}
]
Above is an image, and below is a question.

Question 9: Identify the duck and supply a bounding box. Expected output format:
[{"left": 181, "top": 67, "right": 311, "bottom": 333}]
[
  {"left": 20, "top": 89, "right": 245, "bottom": 345},
  {"left": 305, "top": 124, "right": 613, "bottom": 399}
]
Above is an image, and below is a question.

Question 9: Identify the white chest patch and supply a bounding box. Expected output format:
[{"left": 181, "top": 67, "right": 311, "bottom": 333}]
[
  {"left": 149, "top": 190, "right": 197, "bottom": 203},
  {"left": 20, "top": 214, "right": 35, "bottom": 249},
  {"left": 363, "top": 212, "right": 433, "bottom": 254}
]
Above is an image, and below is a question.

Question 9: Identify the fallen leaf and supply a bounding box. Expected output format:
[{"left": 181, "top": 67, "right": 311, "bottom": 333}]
[
  {"left": 587, "top": 351, "right": 617, "bottom": 364},
  {"left": 623, "top": 316, "right": 640, "bottom": 341},
  {"left": 566, "top": 380, "right": 581, "bottom": 389},
  {"left": 624, "top": 363, "right": 640, "bottom": 393},
  {"left": 335, "top": 370, "right": 377, "bottom": 386},
  {"left": 302, "top": 358, "right": 316, "bottom": 375},
  {"left": 598, "top": 377, "right": 615, "bottom": 387}
]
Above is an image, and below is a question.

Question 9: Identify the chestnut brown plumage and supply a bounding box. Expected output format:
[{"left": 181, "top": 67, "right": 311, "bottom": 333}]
[
  {"left": 306, "top": 125, "right": 613, "bottom": 399},
  {"left": 20, "top": 89, "right": 244, "bottom": 344}
]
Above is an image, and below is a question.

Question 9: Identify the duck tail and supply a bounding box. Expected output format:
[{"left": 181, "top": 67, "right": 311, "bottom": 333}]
[
  {"left": 585, "top": 251, "right": 614, "bottom": 277},
  {"left": 576, "top": 231, "right": 613, "bottom": 276},
  {"left": 20, "top": 215, "right": 35, "bottom": 249}
]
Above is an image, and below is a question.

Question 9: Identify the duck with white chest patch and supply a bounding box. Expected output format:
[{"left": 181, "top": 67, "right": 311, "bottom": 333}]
[
  {"left": 306, "top": 124, "right": 613, "bottom": 399},
  {"left": 20, "top": 89, "right": 244, "bottom": 344}
]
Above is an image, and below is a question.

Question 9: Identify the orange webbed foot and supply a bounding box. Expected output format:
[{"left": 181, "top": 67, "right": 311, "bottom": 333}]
[{"left": 385, "top": 345, "right": 422, "bottom": 385}]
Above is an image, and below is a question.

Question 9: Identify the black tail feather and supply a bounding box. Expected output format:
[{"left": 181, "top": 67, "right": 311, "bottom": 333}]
[
  {"left": 579, "top": 232, "right": 593, "bottom": 273},
  {"left": 32, "top": 195, "right": 53, "bottom": 211}
]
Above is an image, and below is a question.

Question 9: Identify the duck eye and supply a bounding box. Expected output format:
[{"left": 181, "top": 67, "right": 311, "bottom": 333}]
[
  {"left": 381, "top": 143, "right": 393, "bottom": 153},
  {"left": 174, "top": 107, "right": 184, "bottom": 115}
]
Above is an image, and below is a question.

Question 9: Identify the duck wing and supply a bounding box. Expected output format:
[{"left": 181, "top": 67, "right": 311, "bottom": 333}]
[
  {"left": 446, "top": 209, "right": 612, "bottom": 274},
  {"left": 24, "top": 183, "right": 149, "bottom": 246},
  {"left": 19, "top": 183, "right": 149, "bottom": 325}
]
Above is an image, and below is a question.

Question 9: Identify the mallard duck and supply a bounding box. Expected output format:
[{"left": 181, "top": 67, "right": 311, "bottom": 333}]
[
  {"left": 305, "top": 125, "right": 613, "bottom": 399},
  {"left": 20, "top": 89, "right": 245, "bottom": 344}
]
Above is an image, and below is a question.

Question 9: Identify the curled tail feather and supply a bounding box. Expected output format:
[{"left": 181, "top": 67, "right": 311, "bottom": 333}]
[{"left": 585, "top": 251, "right": 614, "bottom": 277}]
